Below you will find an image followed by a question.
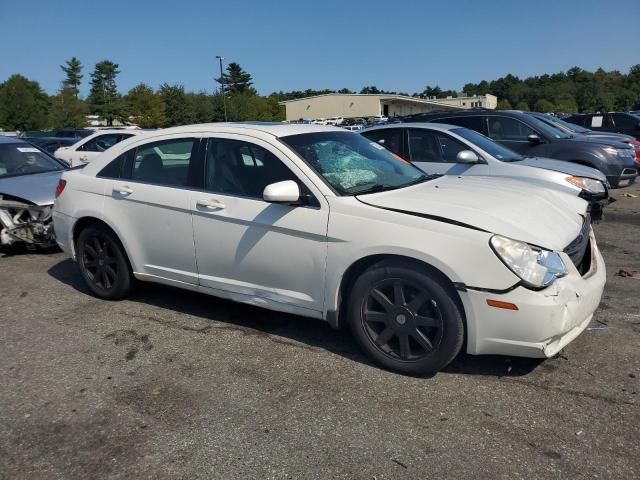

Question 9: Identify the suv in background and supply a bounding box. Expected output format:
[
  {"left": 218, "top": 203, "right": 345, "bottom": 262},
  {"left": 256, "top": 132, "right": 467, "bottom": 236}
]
[
  {"left": 403, "top": 110, "right": 638, "bottom": 187},
  {"left": 563, "top": 112, "right": 640, "bottom": 140},
  {"left": 54, "top": 128, "right": 95, "bottom": 138}
]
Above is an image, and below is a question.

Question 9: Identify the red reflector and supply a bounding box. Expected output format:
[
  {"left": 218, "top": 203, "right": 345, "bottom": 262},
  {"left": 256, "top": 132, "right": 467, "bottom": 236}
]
[
  {"left": 486, "top": 299, "right": 519, "bottom": 310},
  {"left": 55, "top": 179, "right": 67, "bottom": 199}
]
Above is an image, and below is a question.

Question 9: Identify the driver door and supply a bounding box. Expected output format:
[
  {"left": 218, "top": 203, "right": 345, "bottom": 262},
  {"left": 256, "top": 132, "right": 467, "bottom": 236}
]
[{"left": 190, "top": 135, "right": 329, "bottom": 314}]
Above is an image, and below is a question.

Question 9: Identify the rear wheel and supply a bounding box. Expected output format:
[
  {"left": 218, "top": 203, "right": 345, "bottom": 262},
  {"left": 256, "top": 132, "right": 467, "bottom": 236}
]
[
  {"left": 76, "top": 224, "right": 134, "bottom": 300},
  {"left": 348, "top": 261, "right": 464, "bottom": 376}
]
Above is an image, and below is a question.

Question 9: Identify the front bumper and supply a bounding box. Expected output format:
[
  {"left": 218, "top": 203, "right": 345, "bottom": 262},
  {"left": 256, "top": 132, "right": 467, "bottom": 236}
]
[
  {"left": 461, "top": 231, "right": 606, "bottom": 358},
  {"left": 607, "top": 167, "right": 638, "bottom": 188}
]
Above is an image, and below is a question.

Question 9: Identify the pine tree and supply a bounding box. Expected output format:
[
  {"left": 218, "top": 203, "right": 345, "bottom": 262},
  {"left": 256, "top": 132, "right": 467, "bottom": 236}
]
[
  {"left": 217, "top": 63, "right": 255, "bottom": 94},
  {"left": 87, "top": 60, "right": 126, "bottom": 126},
  {"left": 61, "top": 57, "right": 83, "bottom": 97}
]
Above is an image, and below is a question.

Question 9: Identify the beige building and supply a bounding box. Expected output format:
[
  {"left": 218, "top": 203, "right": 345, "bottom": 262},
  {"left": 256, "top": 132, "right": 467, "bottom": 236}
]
[
  {"left": 428, "top": 93, "right": 498, "bottom": 109},
  {"left": 279, "top": 94, "right": 465, "bottom": 121}
]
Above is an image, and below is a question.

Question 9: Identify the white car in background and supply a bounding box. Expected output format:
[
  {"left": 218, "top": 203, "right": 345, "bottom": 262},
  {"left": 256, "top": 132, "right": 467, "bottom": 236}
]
[
  {"left": 53, "top": 123, "right": 605, "bottom": 375},
  {"left": 362, "top": 123, "right": 610, "bottom": 220},
  {"left": 54, "top": 129, "right": 142, "bottom": 167}
]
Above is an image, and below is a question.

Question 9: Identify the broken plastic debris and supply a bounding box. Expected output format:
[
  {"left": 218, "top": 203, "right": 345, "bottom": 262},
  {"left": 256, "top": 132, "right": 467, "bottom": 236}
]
[
  {"left": 616, "top": 268, "right": 640, "bottom": 279},
  {"left": 622, "top": 192, "right": 638, "bottom": 198}
]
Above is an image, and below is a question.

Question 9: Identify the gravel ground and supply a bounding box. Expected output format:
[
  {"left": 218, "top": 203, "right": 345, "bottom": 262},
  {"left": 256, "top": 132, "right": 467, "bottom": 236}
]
[{"left": 1, "top": 183, "right": 639, "bottom": 479}]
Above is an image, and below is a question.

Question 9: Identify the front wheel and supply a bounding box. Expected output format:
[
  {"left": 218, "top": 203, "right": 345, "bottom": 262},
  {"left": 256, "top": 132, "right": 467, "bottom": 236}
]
[
  {"left": 76, "top": 224, "right": 134, "bottom": 300},
  {"left": 348, "top": 262, "right": 464, "bottom": 376}
]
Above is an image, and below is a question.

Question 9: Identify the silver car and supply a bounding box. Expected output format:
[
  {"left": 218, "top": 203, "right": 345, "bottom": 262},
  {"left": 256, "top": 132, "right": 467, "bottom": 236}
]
[
  {"left": 0, "top": 136, "right": 67, "bottom": 248},
  {"left": 361, "top": 123, "right": 609, "bottom": 219}
]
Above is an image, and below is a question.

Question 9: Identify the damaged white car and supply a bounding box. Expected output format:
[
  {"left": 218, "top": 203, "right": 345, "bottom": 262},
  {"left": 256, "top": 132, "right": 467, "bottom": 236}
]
[
  {"left": 0, "top": 136, "right": 67, "bottom": 249},
  {"left": 54, "top": 124, "right": 606, "bottom": 375}
]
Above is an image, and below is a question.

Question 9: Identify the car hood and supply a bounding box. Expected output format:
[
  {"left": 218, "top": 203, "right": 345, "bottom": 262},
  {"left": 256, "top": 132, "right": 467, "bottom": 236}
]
[
  {"left": 356, "top": 176, "right": 587, "bottom": 251},
  {"left": 564, "top": 135, "right": 632, "bottom": 149},
  {"left": 515, "top": 157, "right": 607, "bottom": 182},
  {"left": 0, "top": 170, "right": 62, "bottom": 206},
  {"left": 584, "top": 131, "right": 635, "bottom": 142}
]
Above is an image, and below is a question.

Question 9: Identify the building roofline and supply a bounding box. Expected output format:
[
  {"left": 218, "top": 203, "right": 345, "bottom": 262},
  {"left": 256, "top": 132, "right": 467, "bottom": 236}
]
[{"left": 277, "top": 93, "right": 466, "bottom": 108}]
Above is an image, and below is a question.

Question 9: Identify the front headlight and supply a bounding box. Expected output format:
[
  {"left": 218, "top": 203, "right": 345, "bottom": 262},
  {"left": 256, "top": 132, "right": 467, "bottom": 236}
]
[
  {"left": 565, "top": 176, "right": 606, "bottom": 194},
  {"left": 603, "top": 146, "right": 635, "bottom": 159},
  {"left": 490, "top": 235, "right": 568, "bottom": 288}
]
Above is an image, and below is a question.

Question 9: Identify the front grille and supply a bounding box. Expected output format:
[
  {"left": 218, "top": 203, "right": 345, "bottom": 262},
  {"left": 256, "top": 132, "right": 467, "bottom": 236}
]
[{"left": 564, "top": 215, "right": 591, "bottom": 275}]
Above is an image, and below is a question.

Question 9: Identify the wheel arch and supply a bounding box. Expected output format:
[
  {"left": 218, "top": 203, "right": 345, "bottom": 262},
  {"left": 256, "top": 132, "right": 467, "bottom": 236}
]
[
  {"left": 329, "top": 254, "right": 467, "bottom": 337},
  {"left": 72, "top": 216, "right": 137, "bottom": 272}
]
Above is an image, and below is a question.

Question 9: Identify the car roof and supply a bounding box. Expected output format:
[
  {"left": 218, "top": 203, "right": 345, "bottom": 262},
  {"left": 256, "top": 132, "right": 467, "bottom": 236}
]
[
  {"left": 362, "top": 122, "right": 459, "bottom": 133},
  {"left": 150, "top": 122, "right": 344, "bottom": 138},
  {"left": 0, "top": 135, "right": 27, "bottom": 145}
]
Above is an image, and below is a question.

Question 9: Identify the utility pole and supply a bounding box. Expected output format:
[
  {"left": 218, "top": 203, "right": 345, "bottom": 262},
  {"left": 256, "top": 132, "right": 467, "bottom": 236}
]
[{"left": 216, "top": 55, "right": 228, "bottom": 122}]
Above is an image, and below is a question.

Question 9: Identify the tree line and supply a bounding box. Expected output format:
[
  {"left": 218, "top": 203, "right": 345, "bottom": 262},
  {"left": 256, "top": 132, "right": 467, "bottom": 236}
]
[{"left": 1, "top": 60, "right": 640, "bottom": 132}]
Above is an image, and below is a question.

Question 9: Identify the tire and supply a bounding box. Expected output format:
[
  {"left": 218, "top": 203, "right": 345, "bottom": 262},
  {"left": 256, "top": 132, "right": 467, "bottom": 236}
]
[
  {"left": 347, "top": 261, "right": 464, "bottom": 376},
  {"left": 76, "top": 224, "right": 134, "bottom": 300}
]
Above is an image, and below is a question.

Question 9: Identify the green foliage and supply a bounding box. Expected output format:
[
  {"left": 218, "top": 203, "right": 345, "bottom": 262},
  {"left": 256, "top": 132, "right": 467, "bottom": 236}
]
[
  {"left": 126, "top": 84, "right": 166, "bottom": 128},
  {"left": 159, "top": 83, "right": 192, "bottom": 127},
  {"left": 50, "top": 58, "right": 87, "bottom": 129},
  {"left": 464, "top": 65, "right": 640, "bottom": 113},
  {"left": 49, "top": 88, "right": 87, "bottom": 129},
  {"left": 217, "top": 62, "right": 255, "bottom": 94},
  {"left": 88, "top": 60, "right": 127, "bottom": 126},
  {"left": 534, "top": 99, "right": 555, "bottom": 113},
  {"left": 0, "top": 74, "right": 49, "bottom": 131},
  {"left": 515, "top": 101, "right": 530, "bottom": 111},
  {"left": 61, "top": 57, "right": 83, "bottom": 96},
  {"left": 496, "top": 99, "right": 512, "bottom": 110}
]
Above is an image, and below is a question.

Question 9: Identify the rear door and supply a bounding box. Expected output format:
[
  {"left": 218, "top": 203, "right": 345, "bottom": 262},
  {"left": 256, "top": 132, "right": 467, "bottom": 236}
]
[
  {"left": 190, "top": 134, "right": 329, "bottom": 313},
  {"left": 100, "top": 135, "right": 201, "bottom": 284}
]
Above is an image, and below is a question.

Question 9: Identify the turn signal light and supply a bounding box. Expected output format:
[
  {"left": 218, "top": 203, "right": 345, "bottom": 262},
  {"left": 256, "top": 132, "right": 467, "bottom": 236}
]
[
  {"left": 486, "top": 299, "right": 519, "bottom": 310},
  {"left": 55, "top": 179, "right": 67, "bottom": 199}
]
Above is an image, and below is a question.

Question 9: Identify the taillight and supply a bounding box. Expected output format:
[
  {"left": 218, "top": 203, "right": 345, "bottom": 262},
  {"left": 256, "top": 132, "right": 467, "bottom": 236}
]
[{"left": 55, "top": 179, "right": 67, "bottom": 199}]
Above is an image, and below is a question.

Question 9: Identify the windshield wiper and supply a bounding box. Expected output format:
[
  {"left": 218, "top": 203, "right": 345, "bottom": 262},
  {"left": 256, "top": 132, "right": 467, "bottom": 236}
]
[{"left": 352, "top": 175, "right": 435, "bottom": 195}]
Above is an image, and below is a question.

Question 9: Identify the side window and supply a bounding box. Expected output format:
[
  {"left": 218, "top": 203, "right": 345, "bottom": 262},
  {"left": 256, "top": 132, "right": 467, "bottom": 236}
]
[
  {"left": 80, "top": 134, "right": 121, "bottom": 152},
  {"left": 435, "top": 133, "right": 468, "bottom": 162},
  {"left": 130, "top": 138, "right": 196, "bottom": 186},
  {"left": 407, "top": 129, "right": 468, "bottom": 163},
  {"left": 97, "top": 150, "right": 131, "bottom": 178},
  {"left": 611, "top": 113, "right": 635, "bottom": 130},
  {"left": 361, "top": 129, "right": 404, "bottom": 157},
  {"left": 487, "top": 117, "right": 535, "bottom": 141},
  {"left": 205, "top": 138, "right": 298, "bottom": 198},
  {"left": 434, "top": 115, "right": 485, "bottom": 134}
]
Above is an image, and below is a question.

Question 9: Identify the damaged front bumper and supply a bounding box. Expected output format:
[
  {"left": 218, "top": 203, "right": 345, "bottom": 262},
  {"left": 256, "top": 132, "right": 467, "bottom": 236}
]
[
  {"left": 461, "top": 231, "right": 606, "bottom": 358},
  {"left": 0, "top": 196, "right": 56, "bottom": 248}
]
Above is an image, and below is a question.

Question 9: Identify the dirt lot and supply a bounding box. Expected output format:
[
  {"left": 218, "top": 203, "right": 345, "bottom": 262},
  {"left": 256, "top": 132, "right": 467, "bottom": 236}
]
[{"left": 1, "top": 184, "right": 639, "bottom": 480}]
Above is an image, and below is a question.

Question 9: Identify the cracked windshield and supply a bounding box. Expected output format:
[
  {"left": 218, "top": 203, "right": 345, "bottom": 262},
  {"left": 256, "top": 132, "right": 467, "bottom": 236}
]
[{"left": 281, "top": 131, "right": 426, "bottom": 195}]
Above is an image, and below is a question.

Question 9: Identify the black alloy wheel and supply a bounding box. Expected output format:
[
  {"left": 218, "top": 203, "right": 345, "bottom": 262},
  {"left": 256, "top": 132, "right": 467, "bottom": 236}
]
[
  {"left": 82, "top": 234, "right": 118, "bottom": 290},
  {"left": 362, "top": 278, "right": 444, "bottom": 361},
  {"left": 77, "top": 224, "right": 134, "bottom": 300},
  {"left": 348, "top": 261, "right": 464, "bottom": 375}
]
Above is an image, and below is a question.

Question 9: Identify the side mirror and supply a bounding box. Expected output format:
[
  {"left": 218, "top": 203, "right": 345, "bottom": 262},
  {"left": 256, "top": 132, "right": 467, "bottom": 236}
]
[
  {"left": 263, "top": 180, "right": 301, "bottom": 204},
  {"left": 456, "top": 150, "right": 480, "bottom": 164},
  {"left": 527, "top": 134, "right": 543, "bottom": 144}
]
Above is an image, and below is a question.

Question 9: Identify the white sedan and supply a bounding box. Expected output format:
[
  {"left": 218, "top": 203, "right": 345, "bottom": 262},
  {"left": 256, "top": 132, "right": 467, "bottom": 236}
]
[
  {"left": 54, "top": 129, "right": 142, "bottom": 167},
  {"left": 53, "top": 123, "right": 605, "bottom": 375}
]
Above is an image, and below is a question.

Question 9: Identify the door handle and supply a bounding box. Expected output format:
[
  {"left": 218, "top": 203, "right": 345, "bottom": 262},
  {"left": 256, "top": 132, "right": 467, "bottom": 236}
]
[
  {"left": 196, "top": 199, "right": 225, "bottom": 210},
  {"left": 113, "top": 185, "right": 133, "bottom": 195}
]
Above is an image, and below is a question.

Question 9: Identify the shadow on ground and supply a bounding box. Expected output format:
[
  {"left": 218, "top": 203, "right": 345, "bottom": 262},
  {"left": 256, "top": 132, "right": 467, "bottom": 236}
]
[{"left": 48, "top": 258, "right": 542, "bottom": 378}]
